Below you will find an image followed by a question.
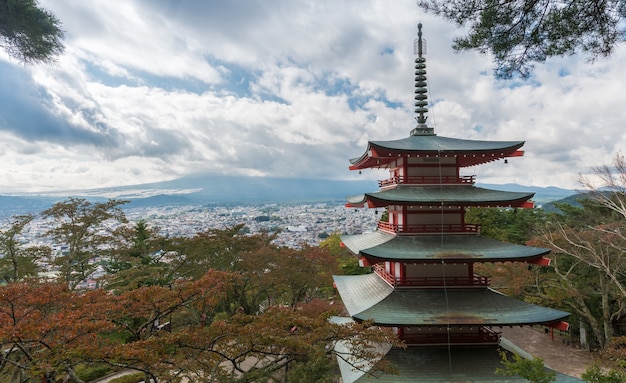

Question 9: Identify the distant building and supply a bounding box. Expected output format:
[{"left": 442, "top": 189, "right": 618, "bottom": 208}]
[{"left": 286, "top": 225, "right": 307, "bottom": 232}]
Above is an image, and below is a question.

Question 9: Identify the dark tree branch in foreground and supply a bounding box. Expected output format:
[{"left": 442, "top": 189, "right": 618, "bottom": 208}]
[
  {"left": 418, "top": 0, "right": 625, "bottom": 78},
  {"left": 0, "top": 0, "right": 64, "bottom": 64}
]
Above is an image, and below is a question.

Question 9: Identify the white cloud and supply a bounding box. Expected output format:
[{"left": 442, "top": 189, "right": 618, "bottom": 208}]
[{"left": 0, "top": 0, "right": 624, "bottom": 193}]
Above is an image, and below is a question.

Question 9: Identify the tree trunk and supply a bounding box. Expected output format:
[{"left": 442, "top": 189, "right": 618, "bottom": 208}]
[
  {"left": 579, "top": 320, "right": 588, "bottom": 350},
  {"left": 600, "top": 276, "right": 615, "bottom": 346}
]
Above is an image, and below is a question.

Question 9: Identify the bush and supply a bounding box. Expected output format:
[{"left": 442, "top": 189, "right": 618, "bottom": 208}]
[
  {"left": 109, "top": 372, "right": 145, "bottom": 383},
  {"left": 496, "top": 350, "right": 556, "bottom": 383},
  {"left": 74, "top": 364, "right": 112, "bottom": 381},
  {"left": 581, "top": 365, "right": 626, "bottom": 383}
]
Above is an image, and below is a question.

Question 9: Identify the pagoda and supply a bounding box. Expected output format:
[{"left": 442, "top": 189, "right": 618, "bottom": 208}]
[{"left": 332, "top": 24, "right": 581, "bottom": 382}]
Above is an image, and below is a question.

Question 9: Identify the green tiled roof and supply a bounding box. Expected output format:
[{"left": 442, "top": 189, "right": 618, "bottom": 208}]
[
  {"left": 370, "top": 135, "right": 524, "bottom": 153},
  {"left": 350, "top": 135, "right": 524, "bottom": 167},
  {"left": 341, "top": 231, "right": 550, "bottom": 261},
  {"left": 347, "top": 346, "right": 583, "bottom": 383},
  {"left": 331, "top": 317, "right": 582, "bottom": 383},
  {"left": 346, "top": 185, "right": 534, "bottom": 207},
  {"left": 334, "top": 273, "right": 394, "bottom": 316},
  {"left": 333, "top": 274, "right": 569, "bottom": 326}
]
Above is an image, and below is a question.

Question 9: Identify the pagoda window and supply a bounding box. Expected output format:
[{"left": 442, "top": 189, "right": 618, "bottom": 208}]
[
  {"left": 404, "top": 263, "right": 471, "bottom": 287},
  {"left": 407, "top": 164, "right": 456, "bottom": 178},
  {"left": 406, "top": 212, "right": 461, "bottom": 226},
  {"left": 379, "top": 157, "right": 472, "bottom": 186},
  {"left": 406, "top": 157, "right": 456, "bottom": 165},
  {"left": 378, "top": 206, "right": 406, "bottom": 234},
  {"left": 394, "top": 262, "right": 403, "bottom": 279},
  {"left": 393, "top": 212, "right": 399, "bottom": 226},
  {"left": 402, "top": 211, "right": 462, "bottom": 233},
  {"left": 404, "top": 157, "right": 459, "bottom": 184}
]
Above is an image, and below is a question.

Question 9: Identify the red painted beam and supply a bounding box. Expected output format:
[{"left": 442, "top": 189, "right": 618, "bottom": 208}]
[
  {"left": 529, "top": 257, "right": 551, "bottom": 266},
  {"left": 549, "top": 321, "right": 570, "bottom": 331}
]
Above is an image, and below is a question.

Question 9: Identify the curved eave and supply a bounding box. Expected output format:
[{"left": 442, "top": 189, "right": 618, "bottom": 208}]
[
  {"left": 348, "top": 347, "right": 583, "bottom": 383},
  {"left": 341, "top": 231, "right": 550, "bottom": 262},
  {"left": 333, "top": 274, "right": 569, "bottom": 327},
  {"left": 349, "top": 137, "right": 525, "bottom": 170},
  {"left": 346, "top": 186, "right": 534, "bottom": 208}
]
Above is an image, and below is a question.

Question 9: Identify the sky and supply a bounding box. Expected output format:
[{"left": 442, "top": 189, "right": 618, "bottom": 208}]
[{"left": 1, "top": 0, "right": 625, "bottom": 194}]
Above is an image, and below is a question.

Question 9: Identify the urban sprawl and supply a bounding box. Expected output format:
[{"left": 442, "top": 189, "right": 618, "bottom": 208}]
[{"left": 9, "top": 202, "right": 378, "bottom": 287}]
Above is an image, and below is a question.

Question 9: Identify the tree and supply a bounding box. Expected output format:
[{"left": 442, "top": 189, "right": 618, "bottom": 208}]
[
  {"left": 526, "top": 197, "right": 626, "bottom": 349},
  {"left": 0, "top": 214, "right": 49, "bottom": 283},
  {"left": 582, "top": 364, "right": 626, "bottom": 383},
  {"left": 268, "top": 245, "right": 337, "bottom": 310},
  {"left": 417, "top": 0, "right": 625, "bottom": 78},
  {"left": 466, "top": 207, "right": 546, "bottom": 245},
  {"left": 496, "top": 350, "right": 556, "bottom": 383},
  {"left": 320, "top": 233, "right": 370, "bottom": 275},
  {"left": 103, "top": 219, "right": 177, "bottom": 291},
  {"left": 0, "top": 281, "right": 114, "bottom": 383},
  {"left": 160, "top": 303, "right": 400, "bottom": 383},
  {"left": 0, "top": 269, "right": 400, "bottom": 383},
  {"left": 41, "top": 198, "right": 128, "bottom": 289},
  {"left": 0, "top": 0, "right": 64, "bottom": 64},
  {"left": 580, "top": 152, "right": 626, "bottom": 219},
  {"left": 465, "top": 207, "right": 546, "bottom": 297}
]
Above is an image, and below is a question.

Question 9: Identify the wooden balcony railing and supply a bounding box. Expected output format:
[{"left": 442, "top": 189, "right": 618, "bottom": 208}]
[
  {"left": 377, "top": 221, "right": 481, "bottom": 235},
  {"left": 378, "top": 175, "right": 475, "bottom": 187},
  {"left": 400, "top": 327, "right": 500, "bottom": 345},
  {"left": 374, "top": 264, "right": 490, "bottom": 288}
]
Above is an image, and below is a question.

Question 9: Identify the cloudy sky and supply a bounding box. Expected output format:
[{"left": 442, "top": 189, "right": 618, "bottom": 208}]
[{"left": 1, "top": 0, "right": 624, "bottom": 194}]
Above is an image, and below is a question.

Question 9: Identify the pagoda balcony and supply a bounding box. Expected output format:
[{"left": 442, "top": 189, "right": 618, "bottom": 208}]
[
  {"left": 374, "top": 264, "right": 491, "bottom": 288},
  {"left": 378, "top": 175, "right": 475, "bottom": 188},
  {"left": 400, "top": 327, "right": 500, "bottom": 346},
  {"left": 377, "top": 221, "right": 481, "bottom": 235}
]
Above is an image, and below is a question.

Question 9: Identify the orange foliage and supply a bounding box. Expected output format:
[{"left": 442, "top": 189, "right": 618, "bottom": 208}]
[{"left": 0, "top": 269, "right": 395, "bottom": 382}]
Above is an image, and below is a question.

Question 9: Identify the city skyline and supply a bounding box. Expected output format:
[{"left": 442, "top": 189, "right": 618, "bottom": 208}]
[{"left": 1, "top": 1, "right": 624, "bottom": 193}]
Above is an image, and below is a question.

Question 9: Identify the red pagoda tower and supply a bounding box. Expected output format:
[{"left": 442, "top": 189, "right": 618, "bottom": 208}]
[{"left": 333, "top": 24, "right": 581, "bottom": 382}]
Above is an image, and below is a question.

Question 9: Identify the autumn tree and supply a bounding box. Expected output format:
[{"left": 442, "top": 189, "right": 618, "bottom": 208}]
[
  {"left": 112, "top": 294, "right": 400, "bottom": 383},
  {"left": 0, "top": 269, "right": 400, "bottom": 383},
  {"left": 0, "top": 0, "right": 64, "bottom": 64},
  {"left": 0, "top": 281, "right": 114, "bottom": 383},
  {"left": 155, "top": 226, "right": 279, "bottom": 315},
  {"left": 417, "top": 0, "right": 625, "bottom": 78},
  {"left": 0, "top": 214, "right": 50, "bottom": 283},
  {"left": 107, "top": 223, "right": 338, "bottom": 313},
  {"left": 266, "top": 245, "right": 337, "bottom": 310},
  {"left": 100, "top": 229, "right": 396, "bottom": 382},
  {"left": 41, "top": 197, "right": 128, "bottom": 289}
]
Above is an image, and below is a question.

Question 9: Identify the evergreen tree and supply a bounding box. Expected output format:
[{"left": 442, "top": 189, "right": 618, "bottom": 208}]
[
  {"left": 0, "top": 0, "right": 64, "bottom": 64},
  {"left": 418, "top": 0, "right": 625, "bottom": 78}
]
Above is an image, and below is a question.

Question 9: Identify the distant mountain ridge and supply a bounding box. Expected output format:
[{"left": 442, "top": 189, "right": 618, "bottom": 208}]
[
  {"left": 0, "top": 174, "right": 576, "bottom": 215},
  {"left": 475, "top": 183, "right": 578, "bottom": 205}
]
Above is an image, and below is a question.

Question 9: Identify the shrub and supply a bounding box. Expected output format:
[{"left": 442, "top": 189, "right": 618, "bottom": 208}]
[
  {"left": 496, "top": 350, "right": 556, "bottom": 383},
  {"left": 581, "top": 365, "right": 626, "bottom": 383},
  {"left": 109, "top": 372, "right": 145, "bottom": 383},
  {"left": 74, "top": 364, "right": 112, "bottom": 381}
]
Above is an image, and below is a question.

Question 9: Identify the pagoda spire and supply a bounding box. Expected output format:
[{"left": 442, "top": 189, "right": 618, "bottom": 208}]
[{"left": 411, "top": 23, "right": 435, "bottom": 136}]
